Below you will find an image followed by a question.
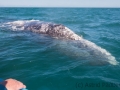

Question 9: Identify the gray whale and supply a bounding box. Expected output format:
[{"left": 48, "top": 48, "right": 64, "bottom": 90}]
[
  {"left": 26, "top": 24, "right": 81, "bottom": 40},
  {"left": 4, "top": 20, "right": 119, "bottom": 65}
]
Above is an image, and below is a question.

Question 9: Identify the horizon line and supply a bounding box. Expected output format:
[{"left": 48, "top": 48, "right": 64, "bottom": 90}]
[{"left": 0, "top": 6, "right": 120, "bottom": 8}]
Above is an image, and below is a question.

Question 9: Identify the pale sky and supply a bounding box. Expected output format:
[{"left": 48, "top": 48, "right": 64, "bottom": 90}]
[{"left": 0, "top": 0, "right": 120, "bottom": 7}]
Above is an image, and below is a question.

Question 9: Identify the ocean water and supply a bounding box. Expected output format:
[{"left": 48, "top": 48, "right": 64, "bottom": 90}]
[{"left": 0, "top": 8, "right": 120, "bottom": 90}]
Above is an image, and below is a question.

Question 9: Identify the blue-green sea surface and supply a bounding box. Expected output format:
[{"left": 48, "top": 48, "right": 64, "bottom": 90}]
[{"left": 0, "top": 8, "right": 120, "bottom": 90}]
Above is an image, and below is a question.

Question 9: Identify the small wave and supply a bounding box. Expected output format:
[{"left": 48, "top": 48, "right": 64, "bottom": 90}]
[{"left": 103, "top": 22, "right": 120, "bottom": 27}]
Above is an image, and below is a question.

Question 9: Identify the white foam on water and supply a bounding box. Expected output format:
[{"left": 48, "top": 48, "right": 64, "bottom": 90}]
[
  {"left": 78, "top": 38, "right": 119, "bottom": 65},
  {"left": 56, "top": 39, "right": 119, "bottom": 65},
  {"left": 4, "top": 20, "right": 41, "bottom": 31}
]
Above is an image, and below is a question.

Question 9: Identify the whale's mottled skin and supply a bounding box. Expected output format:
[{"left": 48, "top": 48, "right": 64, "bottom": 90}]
[
  {"left": 3, "top": 20, "right": 119, "bottom": 65},
  {"left": 24, "top": 23, "right": 82, "bottom": 40}
]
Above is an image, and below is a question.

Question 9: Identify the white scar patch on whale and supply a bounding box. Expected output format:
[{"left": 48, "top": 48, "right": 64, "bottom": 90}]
[{"left": 3, "top": 20, "right": 119, "bottom": 65}]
